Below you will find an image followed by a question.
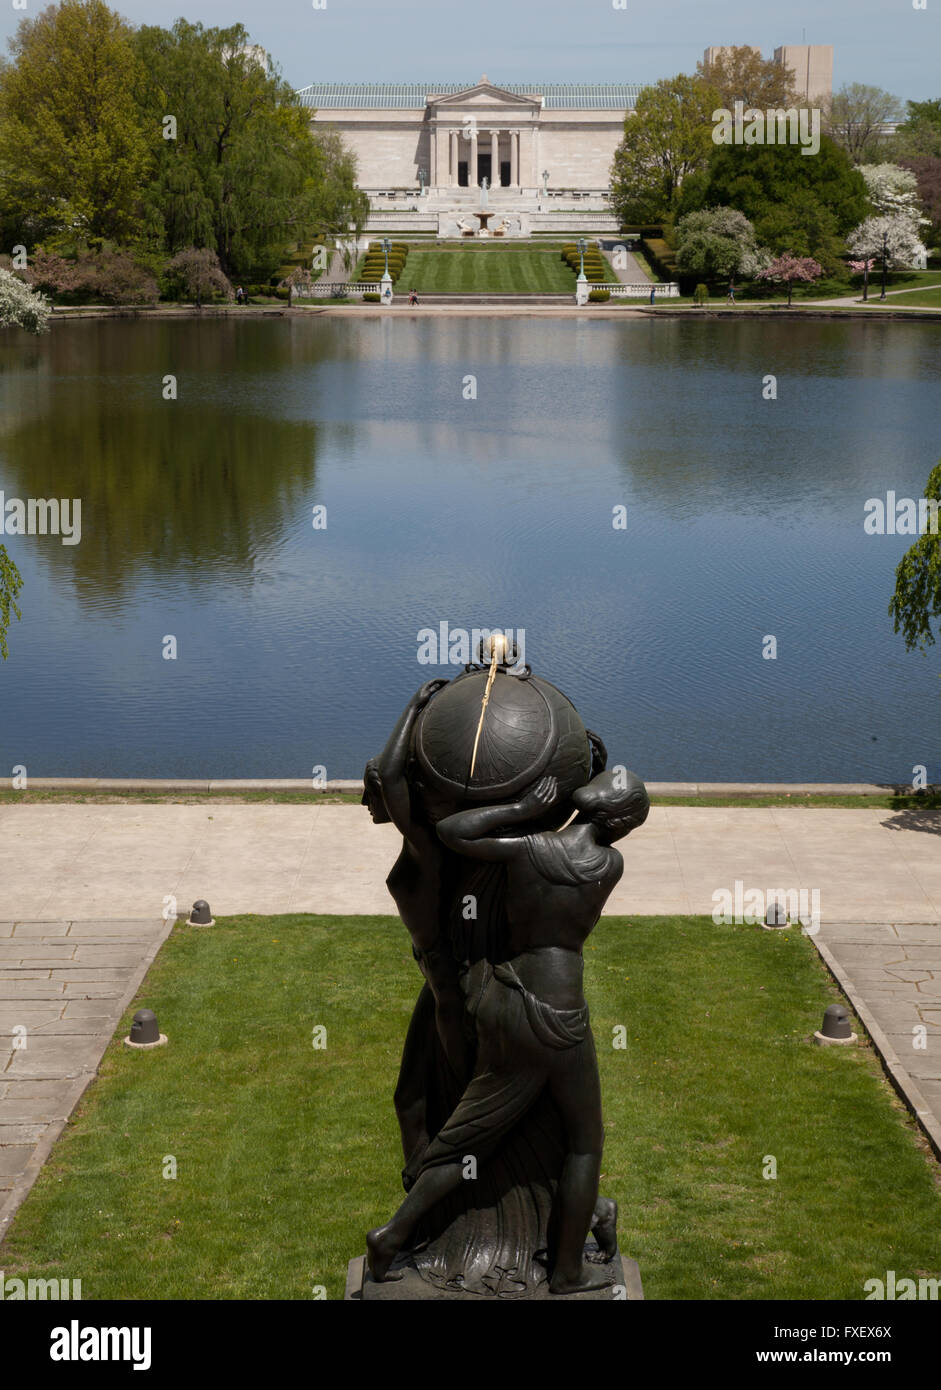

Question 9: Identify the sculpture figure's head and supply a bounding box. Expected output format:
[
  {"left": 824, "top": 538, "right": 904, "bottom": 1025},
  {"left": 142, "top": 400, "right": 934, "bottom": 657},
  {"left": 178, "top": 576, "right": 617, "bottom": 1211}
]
[
  {"left": 571, "top": 769, "right": 649, "bottom": 845},
  {"left": 362, "top": 758, "right": 391, "bottom": 824}
]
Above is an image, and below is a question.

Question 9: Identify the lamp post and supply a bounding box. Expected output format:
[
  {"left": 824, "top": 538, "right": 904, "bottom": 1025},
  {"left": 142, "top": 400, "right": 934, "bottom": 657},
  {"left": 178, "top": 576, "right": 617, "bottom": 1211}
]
[
  {"left": 380, "top": 237, "right": 393, "bottom": 308},
  {"left": 418, "top": 167, "right": 427, "bottom": 195},
  {"left": 575, "top": 237, "right": 588, "bottom": 306},
  {"left": 880, "top": 230, "right": 888, "bottom": 301},
  {"left": 542, "top": 169, "right": 549, "bottom": 197}
]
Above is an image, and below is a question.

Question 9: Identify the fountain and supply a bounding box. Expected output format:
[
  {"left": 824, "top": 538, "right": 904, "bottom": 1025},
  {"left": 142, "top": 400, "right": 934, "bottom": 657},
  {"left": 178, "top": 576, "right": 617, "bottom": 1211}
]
[{"left": 475, "top": 176, "right": 493, "bottom": 238}]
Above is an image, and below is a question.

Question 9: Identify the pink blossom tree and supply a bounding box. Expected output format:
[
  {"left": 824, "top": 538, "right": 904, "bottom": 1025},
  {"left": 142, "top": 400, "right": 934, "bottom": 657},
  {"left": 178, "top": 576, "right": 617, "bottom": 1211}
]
[{"left": 756, "top": 254, "right": 824, "bottom": 306}]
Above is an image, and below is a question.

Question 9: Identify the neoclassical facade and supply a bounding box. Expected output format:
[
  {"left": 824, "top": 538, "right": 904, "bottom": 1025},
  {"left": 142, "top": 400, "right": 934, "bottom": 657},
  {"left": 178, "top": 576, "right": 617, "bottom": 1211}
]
[{"left": 296, "top": 77, "right": 640, "bottom": 195}]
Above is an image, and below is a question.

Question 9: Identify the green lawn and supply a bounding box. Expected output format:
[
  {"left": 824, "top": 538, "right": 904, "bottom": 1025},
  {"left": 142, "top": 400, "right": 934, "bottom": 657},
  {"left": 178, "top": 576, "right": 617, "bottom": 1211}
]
[
  {"left": 861, "top": 287, "right": 941, "bottom": 308},
  {"left": 389, "top": 248, "right": 580, "bottom": 294},
  {"left": 3, "top": 915, "right": 940, "bottom": 1300},
  {"left": 0, "top": 789, "right": 938, "bottom": 810}
]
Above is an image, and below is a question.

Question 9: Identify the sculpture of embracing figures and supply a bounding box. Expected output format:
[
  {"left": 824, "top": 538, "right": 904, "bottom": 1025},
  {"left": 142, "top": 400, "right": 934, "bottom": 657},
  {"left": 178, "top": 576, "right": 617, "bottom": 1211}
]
[{"left": 360, "top": 636, "right": 649, "bottom": 1298}]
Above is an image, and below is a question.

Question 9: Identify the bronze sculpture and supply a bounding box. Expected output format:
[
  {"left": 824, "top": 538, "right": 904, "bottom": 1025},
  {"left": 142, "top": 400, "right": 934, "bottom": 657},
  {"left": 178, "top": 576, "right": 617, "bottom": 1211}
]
[{"left": 361, "top": 637, "right": 649, "bottom": 1297}]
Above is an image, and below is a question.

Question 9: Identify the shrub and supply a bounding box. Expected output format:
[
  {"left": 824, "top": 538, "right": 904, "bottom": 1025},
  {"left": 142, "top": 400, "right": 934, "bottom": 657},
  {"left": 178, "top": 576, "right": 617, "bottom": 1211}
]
[
  {"left": 693, "top": 283, "right": 709, "bottom": 306},
  {"left": 641, "top": 238, "right": 679, "bottom": 283},
  {"left": 588, "top": 289, "right": 611, "bottom": 302},
  {"left": 163, "top": 248, "right": 233, "bottom": 305},
  {"left": 362, "top": 292, "right": 381, "bottom": 302},
  {"left": 93, "top": 250, "right": 159, "bottom": 306},
  {"left": 19, "top": 247, "right": 158, "bottom": 305}
]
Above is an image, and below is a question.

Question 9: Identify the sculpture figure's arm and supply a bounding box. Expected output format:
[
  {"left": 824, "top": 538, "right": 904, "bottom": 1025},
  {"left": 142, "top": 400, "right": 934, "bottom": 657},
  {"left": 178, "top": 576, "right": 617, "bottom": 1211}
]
[
  {"left": 376, "top": 679, "right": 448, "bottom": 843},
  {"left": 436, "top": 776, "right": 557, "bottom": 862}
]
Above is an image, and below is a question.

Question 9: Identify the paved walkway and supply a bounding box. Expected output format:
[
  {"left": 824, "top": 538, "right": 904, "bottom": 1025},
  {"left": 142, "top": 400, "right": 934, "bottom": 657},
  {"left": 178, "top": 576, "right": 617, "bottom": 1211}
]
[
  {"left": 1, "top": 804, "right": 940, "bottom": 1234},
  {"left": 2, "top": 803, "right": 938, "bottom": 921},
  {"left": 0, "top": 917, "right": 171, "bottom": 1241},
  {"left": 598, "top": 239, "right": 652, "bottom": 285}
]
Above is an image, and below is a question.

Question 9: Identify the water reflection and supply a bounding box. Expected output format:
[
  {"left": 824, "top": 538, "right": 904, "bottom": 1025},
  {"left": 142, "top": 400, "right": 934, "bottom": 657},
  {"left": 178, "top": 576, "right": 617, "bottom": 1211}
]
[{"left": 0, "top": 316, "right": 937, "bottom": 780}]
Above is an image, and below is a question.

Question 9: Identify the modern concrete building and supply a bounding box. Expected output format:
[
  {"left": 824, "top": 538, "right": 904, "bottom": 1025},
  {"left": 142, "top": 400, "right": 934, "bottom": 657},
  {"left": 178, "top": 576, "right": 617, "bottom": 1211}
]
[
  {"left": 703, "top": 44, "right": 833, "bottom": 103},
  {"left": 774, "top": 45, "right": 833, "bottom": 104}
]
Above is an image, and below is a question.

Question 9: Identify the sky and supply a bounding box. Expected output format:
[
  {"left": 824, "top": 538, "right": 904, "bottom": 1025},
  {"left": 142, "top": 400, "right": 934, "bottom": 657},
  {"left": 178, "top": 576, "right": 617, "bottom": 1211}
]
[{"left": 1, "top": 0, "right": 939, "bottom": 102}]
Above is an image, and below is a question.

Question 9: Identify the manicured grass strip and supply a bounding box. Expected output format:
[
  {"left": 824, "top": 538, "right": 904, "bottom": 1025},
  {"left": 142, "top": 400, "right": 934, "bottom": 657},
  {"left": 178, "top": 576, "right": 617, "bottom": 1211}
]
[
  {"left": 0, "top": 790, "right": 937, "bottom": 810},
  {"left": 0, "top": 789, "right": 362, "bottom": 805},
  {"left": 859, "top": 288, "right": 941, "bottom": 308},
  {"left": 3, "top": 915, "right": 940, "bottom": 1300},
  {"left": 398, "top": 249, "right": 578, "bottom": 294}
]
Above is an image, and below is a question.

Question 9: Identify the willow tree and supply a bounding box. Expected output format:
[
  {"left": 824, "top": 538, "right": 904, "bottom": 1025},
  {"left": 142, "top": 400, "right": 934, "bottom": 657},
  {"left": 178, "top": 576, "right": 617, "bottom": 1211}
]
[
  {"left": 134, "top": 21, "right": 366, "bottom": 277},
  {"left": 0, "top": 546, "right": 21, "bottom": 659},
  {"left": 890, "top": 462, "right": 941, "bottom": 652}
]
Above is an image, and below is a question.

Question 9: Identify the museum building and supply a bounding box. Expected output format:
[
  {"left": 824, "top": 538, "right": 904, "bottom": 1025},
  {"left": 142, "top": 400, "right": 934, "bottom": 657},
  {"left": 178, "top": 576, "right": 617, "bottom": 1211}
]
[{"left": 296, "top": 76, "right": 639, "bottom": 197}]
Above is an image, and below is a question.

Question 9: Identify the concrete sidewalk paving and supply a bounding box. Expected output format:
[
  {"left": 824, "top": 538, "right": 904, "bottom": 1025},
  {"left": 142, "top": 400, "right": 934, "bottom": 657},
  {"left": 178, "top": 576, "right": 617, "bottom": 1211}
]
[
  {"left": 1, "top": 802, "right": 938, "bottom": 922},
  {"left": 0, "top": 917, "right": 171, "bottom": 1242}
]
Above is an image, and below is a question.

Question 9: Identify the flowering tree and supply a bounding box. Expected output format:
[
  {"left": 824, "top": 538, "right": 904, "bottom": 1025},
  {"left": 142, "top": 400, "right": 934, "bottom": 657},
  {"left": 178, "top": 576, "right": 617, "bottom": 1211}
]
[
  {"left": 280, "top": 266, "right": 316, "bottom": 304},
  {"left": 847, "top": 214, "right": 928, "bottom": 271},
  {"left": 0, "top": 266, "right": 51, "bottom": 332},
  {"left": 163, "top": 248, "right": 233, "bottom": 308},
  {"left": 17, "top": 248, "right": 158, "bottom": 304},
  {"left": 756, "top": 254, "right": 824, "bottom": 305},
  {"left": 860, "top": 164, "right": 930, "bottom": 235},
  {"left": 674, "top": 206, "right": 769, "bottom": 287}
]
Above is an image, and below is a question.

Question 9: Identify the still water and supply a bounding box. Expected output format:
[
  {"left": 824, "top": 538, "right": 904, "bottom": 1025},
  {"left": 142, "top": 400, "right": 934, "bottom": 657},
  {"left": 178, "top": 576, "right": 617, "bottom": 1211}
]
[{"left": 0, "top": 315, "right": 938, "bottom": 781}]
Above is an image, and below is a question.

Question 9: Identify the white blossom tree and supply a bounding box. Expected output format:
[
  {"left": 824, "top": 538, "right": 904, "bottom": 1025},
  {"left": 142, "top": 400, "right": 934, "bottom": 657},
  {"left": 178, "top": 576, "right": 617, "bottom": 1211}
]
[
  {"left": 847, "top": 215, "right": 928, "bottom": 276},
  {"left": 860, "top": 164, "right": 930, "bottom": 237},
  {"left": 0, "top": 266, "right": 51, "bottom": 333}
]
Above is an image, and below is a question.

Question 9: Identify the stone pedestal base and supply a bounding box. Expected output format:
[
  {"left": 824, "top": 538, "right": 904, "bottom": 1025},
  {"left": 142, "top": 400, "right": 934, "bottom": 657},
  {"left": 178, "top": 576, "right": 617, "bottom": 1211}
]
[{"left": 345, "top": 1249, "right": 643, "bottom": 1301}]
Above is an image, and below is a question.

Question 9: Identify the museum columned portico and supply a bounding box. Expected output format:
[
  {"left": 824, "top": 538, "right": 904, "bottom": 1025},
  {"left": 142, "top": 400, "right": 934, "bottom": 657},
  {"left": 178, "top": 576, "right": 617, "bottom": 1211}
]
[
  {"left": 297, "top": 76, "right": 640, "bottom": 197},
  {"left": 442, "top": 125, "right": 524, "bottom": 188}
]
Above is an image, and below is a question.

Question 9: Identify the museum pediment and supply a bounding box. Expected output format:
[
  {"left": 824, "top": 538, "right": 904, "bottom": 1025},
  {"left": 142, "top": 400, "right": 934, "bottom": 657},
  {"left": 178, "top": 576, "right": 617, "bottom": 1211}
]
[{"left": 427, "top": 78, "right": 540, "bottom": 110}]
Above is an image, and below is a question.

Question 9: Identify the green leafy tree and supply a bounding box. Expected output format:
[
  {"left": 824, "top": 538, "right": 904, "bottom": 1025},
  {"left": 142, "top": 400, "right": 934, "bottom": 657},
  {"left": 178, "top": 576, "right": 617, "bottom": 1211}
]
[
  {"left": 0, "top": 0, "right": 151, "bottom": 246},
  {"left": 897, "top": 157, "right": 941, "bottom": 242},
  {"left": 890, "top": 462, "right": 941, "bottom": 651},
  {"left": 823, "top": 84, "right": 905, "bottom": 164},
  {"left": 674, "top": 206, "right": 767, "bottom": 285},
  {"left": 681, "top": 136, "right": 869, "bottom": 270},
  {"left": 894, "top": 99, "right": 941, "bottom": 160},
  {"left": 752, "top": 189, "right": 845, "bottom": 273},
  {"left": 134, "top": 21, "right": 366, "bottom": 277},
  {"left": 0, "top": 264, "right": 50, "bottom": 656},
  {"left": 609, "top": 75, "right": 721, "bottom": 225},
  {"left": 696, "top": 46, "right": 798, "bottom": 110},
  {"left": 0, "top": 544, "right": 22, "bottom": 658}
]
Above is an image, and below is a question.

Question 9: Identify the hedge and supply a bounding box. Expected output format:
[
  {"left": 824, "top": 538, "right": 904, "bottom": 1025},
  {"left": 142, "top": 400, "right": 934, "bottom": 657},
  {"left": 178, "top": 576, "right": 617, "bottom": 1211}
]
[
  {"left": 588, "top": 289, "right": 611, "bottom": 302},
  {"left": 640, "top": 238, "right": 679, "bottom": 283}
]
